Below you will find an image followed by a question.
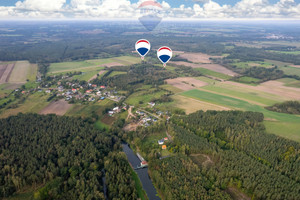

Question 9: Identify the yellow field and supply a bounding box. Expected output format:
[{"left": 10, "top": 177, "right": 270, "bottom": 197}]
[
  {"left": 172, "top": 95, "right": 230, "bottom": 114},
  {"left": 8, "top": 61, "right": 37, "bottom": 83}
]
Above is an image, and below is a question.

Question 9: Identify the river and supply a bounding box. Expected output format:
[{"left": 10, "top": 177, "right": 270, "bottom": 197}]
[{"left": 122, "top": 143, "right": 160, "bottom": 200}]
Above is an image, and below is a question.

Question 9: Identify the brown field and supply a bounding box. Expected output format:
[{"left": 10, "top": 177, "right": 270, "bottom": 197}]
[
  {"left": 178, "top": 52, "right": 223, "bottom": 64},
  {"left": 0, "top": 63, "right": 15, "bottom": 84},
  {"left": 291, "top": 65, "right": 300, "bottom": 68},
  {"left": 88, "top": 70, "right": 106, "bottom": 82},
  {"left": 39, "top": 99, "right": 73, "bottom": 116},
  {"left": 8, "top": 61, "right": 30, "bottom": 83},
  {"left": 171, "top": 61, "right": 237, "bottom": 76},
  {"left": 225, "top": 80, "right": 300, "bottom": 100},
  {"left": 0, "top": 64, "right": 7, "bottom": 80},
  {"left": 173, "top": 95, "right": 230, "bottom": 114},
  {"left": 166, "top": 77, "right": 208, "bottom": 91},
  {"left": 101, "top": 62, "right": 124, "bottom": 68}
]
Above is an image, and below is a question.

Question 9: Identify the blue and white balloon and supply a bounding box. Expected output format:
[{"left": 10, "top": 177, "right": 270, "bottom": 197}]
[
  {"left": 135, "top": 39, "right": 151, "bottom": 60},
  {"left": 157, "top": 46, "right": 172, "bottom": 67}
]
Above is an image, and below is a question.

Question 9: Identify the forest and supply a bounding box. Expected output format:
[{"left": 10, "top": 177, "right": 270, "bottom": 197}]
[
  {"left": 92, "top": 63, "right": 201, "bottom": 92},
  {"left": 131, "top": 110, "right": 300, "bottom": 200},
  {"left": 226, "top": 47, "right": 300, "bottom": 65},
  {"left": 104, "top": 152, "right": 138, "bottom": 200},
  {"left": 266, "top": 101, "right": 300, "bottom": 114},
  {"left": 0, "top": 113, "right": 119, "bottom": 199}
]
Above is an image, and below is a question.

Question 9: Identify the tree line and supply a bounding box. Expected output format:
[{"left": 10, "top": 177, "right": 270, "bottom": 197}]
[{"left": 0, "top": 113, "right": 120, "bottom": 199}]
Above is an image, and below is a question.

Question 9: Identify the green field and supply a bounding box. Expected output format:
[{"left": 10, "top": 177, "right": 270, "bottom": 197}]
[
  {"left": 232, "top": 61, "right": 273, "bottom": 69},
  {"left": 181, "top": 89, "right": 300, "bottom": 142},
  {"left": 235, "top": 76, "right": 261, "bottom": 84},
  {"left": 72, "top": 70, "right": 100, "bottom": 81},
  {"left": 0, "top": 93, "right": 50, "bottom": 118},
  {"left": 48, "top": 56, "right": 140, "bottom": 74},
  {"left": 267, "top": 50, "right": 300, "bottom": 55},
  {"left": 125, "top": 88, "right": 167, "bottom": 107},
  {"left": 194, "top": 68, "right": 232, "bottom": 80},
  {"left": 277, "top": 78, "right": 300, "bottom": 88},
  {"left": 279, "top": 66, "right": 300, "bottom": 77},
  {"left": 201, "top": 85, "right": 279, "bottom": 106},
  {"left": 66, "top": 99, "right": 113, "bottom": 117},
  {"left": 107, "top": 71, "right": 127, "bottom": 78}
]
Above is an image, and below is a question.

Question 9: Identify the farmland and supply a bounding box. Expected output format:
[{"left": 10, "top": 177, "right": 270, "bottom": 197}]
[
  {"left": 0, "top": 61, "right": 38, "bottom": 93},
  {"left": 0, "top": 93, "right": 50, "bottom": 119},
  {"left": 125, "top": 88, "right": 167, "bottom": 107},
  {"left": 171, "top": 61, "right": 237, "bottom": 76},
  {"left": 8, "top": 61, "right": 33, "bottom": 83},
  {"left": 48, "top": 56, "right": 140, "bottom": 74},
  {"left": 165, "top": 77, "right": 208, "bottom": 91},
  {"left": 177, "top": 52, "right": 223, "bottom": 63},
  {"left": 172, "top": 95, "right": 230, "bottom": 114},
  {"left": 180, "top": 89, "right": 300, "bottom": 142},
  {"left": 39, "top": 99, "right": 73, "bottom": 116}
]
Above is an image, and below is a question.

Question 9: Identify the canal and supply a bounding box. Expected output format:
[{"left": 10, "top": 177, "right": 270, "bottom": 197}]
[{"left": 122, "top": 143, "right": 160, "bottom": 200}]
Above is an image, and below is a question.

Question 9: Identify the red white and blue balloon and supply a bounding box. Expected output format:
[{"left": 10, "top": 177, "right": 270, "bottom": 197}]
[
  {"left": 157, "top": 46, "right": 172, "bottom": 67},
  {"left": 135, "top": 39, "right": 151, "bottom": 60}
]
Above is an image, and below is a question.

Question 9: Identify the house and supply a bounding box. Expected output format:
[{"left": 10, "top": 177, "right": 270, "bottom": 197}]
[
  {"left": 158, "top": 139, "right": 164, "bottom": 145},
  {"left": 164, "top": 137, "right": 168, "bottom": 141},
  {"left": 72, "top": 88, "right": 77, "bottom": 92},
  {"left": 141, "top": 160, "right": 148, "bottom": 167},
  {"left": 113, "top": 107, "right": 120, "bottom": 113},
  {"left": 86, "top": 90, "right": 92, "bottom": 94},
  {"left": 157, "top": 111, "right": 164, "bottom": 116},
  {"left": 45, "top": 90, "right": 51, "bottom": 93},
  {"left": 100, "top": 86, "right": 106, "bottom": 89},
  {"left": 136, "top": 110, "right": 145, "bottom": 115},
  {"left": 148, "top": 102, "right": 155, "bottom": 107},
  {"left": 162, "top": 145, "right": 167, "bottom": 150},
  {"left": 100, "top": 97, "right": 105, "bottom": 100},
  {"left": 108, "top": 111, "right": 114, "bottom": 116},
  {"left": 21, "top": 91, "right": 25, "bottom": 94},
  {"left": 92, "top": 84, "right": 97, "bottom": 88}
]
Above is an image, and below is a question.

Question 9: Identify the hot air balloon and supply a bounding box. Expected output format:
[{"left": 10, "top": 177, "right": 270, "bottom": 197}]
[
  {"left": 157, "top": 46, "right": 172, "bottom": 67},
  {"left": 135, "top": 39, "right": 151, "bottom": 60}
]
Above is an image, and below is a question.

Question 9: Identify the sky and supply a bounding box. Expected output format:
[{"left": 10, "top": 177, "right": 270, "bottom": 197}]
[{"left": 0, "top": 0, "right": 299, "bottom": 19}]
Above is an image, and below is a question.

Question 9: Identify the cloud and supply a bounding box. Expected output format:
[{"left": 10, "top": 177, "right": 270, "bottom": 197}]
[
  {"left": 0, "top": 0, "right": 299, "bottom": 19},
  {"left": 15, "top": 0, "right": 66, "bottom": 12}
]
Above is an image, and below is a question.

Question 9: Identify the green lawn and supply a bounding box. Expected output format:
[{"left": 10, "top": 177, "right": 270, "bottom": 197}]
[
  {"left": 181, "top": 89, "right": 300, "bottom": 142},
  {"left": 194, "top": 68, "right": 232, "bottom": 80}
]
